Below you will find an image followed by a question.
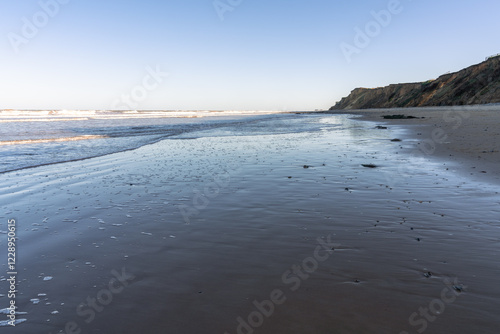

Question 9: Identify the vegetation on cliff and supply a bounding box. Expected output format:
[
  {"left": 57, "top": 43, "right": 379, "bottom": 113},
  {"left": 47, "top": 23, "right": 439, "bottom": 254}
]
[{"left": 330, "top": 55, "right": 500, "bottom": 110}]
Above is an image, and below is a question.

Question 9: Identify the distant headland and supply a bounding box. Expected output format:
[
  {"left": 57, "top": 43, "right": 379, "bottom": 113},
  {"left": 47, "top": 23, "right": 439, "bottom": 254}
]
[{"left": 330, "top": 54, "right": 500, "bottom": 110}]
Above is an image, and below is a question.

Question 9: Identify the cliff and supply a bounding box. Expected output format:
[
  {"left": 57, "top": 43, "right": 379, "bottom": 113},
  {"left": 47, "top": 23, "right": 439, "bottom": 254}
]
[{"left": 330, "top": 55, "right": 500, "bottom": 110}]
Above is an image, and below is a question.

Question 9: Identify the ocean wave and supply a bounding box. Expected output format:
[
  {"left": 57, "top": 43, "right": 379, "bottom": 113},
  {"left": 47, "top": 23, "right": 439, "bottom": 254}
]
[
  {"left": 0, "top": 109, "right": 101, "bottom": 116},
  {"left": 0, "top": 118, "right": 91, "bottom": 123},
  {"left": 0, "top": 111, "right": 287, "bottom": 123},
  {"left": 0, "top": 109, "right": 287, "bottom": 118},
  {"left": 0, "top": 135, "right": 108, "bottom": 146}
]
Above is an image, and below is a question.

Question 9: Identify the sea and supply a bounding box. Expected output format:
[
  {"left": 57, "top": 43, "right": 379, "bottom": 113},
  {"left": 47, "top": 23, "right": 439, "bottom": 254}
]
[{"left": 0, "top": 110, "right": 293, "bottom": 174}]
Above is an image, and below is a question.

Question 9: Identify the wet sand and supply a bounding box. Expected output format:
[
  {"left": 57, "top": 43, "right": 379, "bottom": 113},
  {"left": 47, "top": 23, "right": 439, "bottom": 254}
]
[
  {"left": 1, "top": 112, "right": 499, "bottom": 333},
  {"left": 327, "top": 105, "right": 500, "bottom": 184}
]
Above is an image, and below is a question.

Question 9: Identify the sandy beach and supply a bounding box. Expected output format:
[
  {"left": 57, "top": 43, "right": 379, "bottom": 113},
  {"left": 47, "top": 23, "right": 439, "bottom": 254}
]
[
  {"left": 1, "top": 110, "right": 499, "bottom": 333},
  {"left": 327, "top": 105, "right": 500, "bottom": 184}
]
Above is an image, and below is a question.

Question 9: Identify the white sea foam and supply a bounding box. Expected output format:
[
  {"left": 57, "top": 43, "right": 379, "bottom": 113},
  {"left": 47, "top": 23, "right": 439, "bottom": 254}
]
[
  {"left": 0, "top": 135, "right": 108, "bottom": 146},
  {"left": 0, "top": 308, "right": 27, "bottom": 315},
  {"left": 0, "top": 109, "right": 286, "bottom": 119},
  {"left": 0, "top": 319, "right": 27, "bottom": 326}
]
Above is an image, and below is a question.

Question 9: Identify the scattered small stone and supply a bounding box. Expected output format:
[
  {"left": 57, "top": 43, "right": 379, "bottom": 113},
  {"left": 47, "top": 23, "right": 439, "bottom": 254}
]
[
  {"left": 453, "top": 285, "right": 464, "bottom": 293},
  {"left": 423, "top": 272, "right": 433, "bottom": 278},
  {"left": 303, "top": 165, "right": 311, "bottom": 169}
]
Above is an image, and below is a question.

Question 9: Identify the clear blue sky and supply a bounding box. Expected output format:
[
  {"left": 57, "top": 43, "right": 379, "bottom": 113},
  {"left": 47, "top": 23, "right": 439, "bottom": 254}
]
[{"left": 0, "top": 0, "right": 499, "bottom": 111}]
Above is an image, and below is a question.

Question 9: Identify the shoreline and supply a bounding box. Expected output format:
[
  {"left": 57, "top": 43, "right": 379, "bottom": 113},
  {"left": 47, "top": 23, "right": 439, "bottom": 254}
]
[
  {"left": 325, "top": 105, "right": 500, "bottom": 185},
  {"left": 0, "top": 112, "right": 291, "bottom": 174}
]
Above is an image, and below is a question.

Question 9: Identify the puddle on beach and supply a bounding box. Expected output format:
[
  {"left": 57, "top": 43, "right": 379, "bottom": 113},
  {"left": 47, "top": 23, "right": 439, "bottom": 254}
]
[{"left": 0, "top": 114, "right": 499, "bottom": 333}]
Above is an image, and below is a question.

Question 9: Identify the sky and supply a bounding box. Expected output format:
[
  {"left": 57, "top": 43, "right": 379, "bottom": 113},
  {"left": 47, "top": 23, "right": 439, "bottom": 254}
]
[{"left": 0, "top": 0, "right": 499, "bottom": 111}]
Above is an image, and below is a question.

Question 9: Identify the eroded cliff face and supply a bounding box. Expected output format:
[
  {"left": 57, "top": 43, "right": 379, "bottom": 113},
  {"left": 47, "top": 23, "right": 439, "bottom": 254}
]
[{"left": 330, "top": 55, "right": 500, "bottom": 110}]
